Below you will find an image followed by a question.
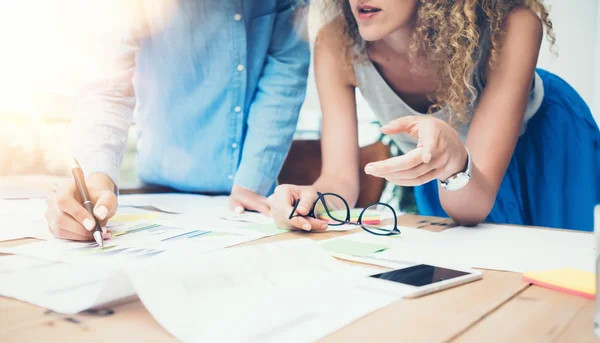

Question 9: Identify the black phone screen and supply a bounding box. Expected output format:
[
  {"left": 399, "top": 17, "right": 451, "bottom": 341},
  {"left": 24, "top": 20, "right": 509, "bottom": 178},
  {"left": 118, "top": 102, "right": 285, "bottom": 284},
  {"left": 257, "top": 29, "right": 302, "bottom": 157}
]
[{"left": 370, "top": 264, "right": 470, "bottom": 287}]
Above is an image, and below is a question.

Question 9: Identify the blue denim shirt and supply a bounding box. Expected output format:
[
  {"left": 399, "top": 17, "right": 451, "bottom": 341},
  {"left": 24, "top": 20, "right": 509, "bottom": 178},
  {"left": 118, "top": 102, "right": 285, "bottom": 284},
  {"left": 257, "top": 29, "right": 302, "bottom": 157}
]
[{"left": 71, "top": 0, "right": 309, "bottom": 196}]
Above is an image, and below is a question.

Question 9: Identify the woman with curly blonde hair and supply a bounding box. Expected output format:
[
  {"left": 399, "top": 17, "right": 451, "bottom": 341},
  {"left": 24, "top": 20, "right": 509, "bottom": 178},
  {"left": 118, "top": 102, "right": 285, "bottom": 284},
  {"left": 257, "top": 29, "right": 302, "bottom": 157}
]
[{"left": 270, "top": 0, "right": 600, "bottom": 231}]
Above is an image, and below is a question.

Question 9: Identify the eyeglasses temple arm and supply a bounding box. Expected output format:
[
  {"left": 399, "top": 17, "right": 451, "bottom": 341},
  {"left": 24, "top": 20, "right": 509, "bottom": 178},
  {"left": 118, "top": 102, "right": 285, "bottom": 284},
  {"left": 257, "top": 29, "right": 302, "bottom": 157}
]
[{"left": 288, "top": 199, "right": 301, "bottom": 220}]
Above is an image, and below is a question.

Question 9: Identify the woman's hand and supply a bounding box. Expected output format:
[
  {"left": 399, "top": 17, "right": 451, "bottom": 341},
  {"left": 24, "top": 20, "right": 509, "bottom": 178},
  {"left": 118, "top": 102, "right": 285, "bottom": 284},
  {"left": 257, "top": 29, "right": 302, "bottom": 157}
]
[
  {"left": 268, "top": 185, "right": 329, "bottom": 232},
  {"left": 229, "top": 184, "right": 271, "bottom": 216},
  {"left": 45, "top": 173, "right": 116, "bottom": 241},
  {"left": 365, "top": 116, "right": 468, "bottom": 186}
]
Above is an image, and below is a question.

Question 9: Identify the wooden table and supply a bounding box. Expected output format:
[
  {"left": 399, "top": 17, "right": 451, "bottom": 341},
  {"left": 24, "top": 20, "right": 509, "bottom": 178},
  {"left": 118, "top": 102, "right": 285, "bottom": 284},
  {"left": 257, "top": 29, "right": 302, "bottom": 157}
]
[{"left": 0, "top": 179, "right": 598, "bottom": 342}]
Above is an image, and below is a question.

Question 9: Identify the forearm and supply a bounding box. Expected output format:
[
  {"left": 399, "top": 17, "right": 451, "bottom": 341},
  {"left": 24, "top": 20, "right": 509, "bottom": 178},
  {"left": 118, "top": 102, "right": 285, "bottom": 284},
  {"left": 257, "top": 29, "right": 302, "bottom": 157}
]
[
  {"left": 313, "top": 173, "right": 360, "bottom": 208},
  {"left": 71, "top": 90, "right": 134, "bottom": 187},
  {"left": 71, "top": 25, "right": 138, "bottom": 186},
  {"left": 439, "top": 7, "right": 543, "bottom": 226},
  {"left": 438, "top": 163, "right": 496, "bottom": 225}
]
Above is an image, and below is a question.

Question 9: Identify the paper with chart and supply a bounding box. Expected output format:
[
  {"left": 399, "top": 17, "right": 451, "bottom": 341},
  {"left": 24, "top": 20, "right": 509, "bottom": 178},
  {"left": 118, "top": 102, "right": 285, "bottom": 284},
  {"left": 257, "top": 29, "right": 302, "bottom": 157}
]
[
  {"left": 0, "top": 219, "right": 270, "bottom": 265},
  {"left": 319, "top": 224, "right": 595, "bottom": 273},
  {"left": 118, "top": 193, "right": 379, "bottom": 232},
  {"left": 127, "top": 239, "right": 398, "bottom": 342},
  {"left": 119, "top": 193, "right": 277, "bottom": 224},
  {"left": 0, "top": 192, "right": 367, "bottom": 245},
  {"left": 0, "top": 198, "right": 174, "bottom": 242}
]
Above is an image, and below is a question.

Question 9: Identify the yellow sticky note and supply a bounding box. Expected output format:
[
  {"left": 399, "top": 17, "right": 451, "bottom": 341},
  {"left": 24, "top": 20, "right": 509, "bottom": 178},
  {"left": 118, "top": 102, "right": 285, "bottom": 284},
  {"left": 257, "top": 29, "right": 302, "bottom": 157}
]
[
  {"left": 523, "top": 268, "right": 595, "bottom": 299},
  {"left": 110, "top": 213, "right": 161, "bottom": 223}
]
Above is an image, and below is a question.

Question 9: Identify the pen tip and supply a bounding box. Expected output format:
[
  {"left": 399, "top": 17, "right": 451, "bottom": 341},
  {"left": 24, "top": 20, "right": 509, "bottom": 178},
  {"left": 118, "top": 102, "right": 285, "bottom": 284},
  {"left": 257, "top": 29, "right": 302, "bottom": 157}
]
[
  {"left": 93, "top": 231, "right": 104, "bottom": 249},
  {"left": 71, "top": 158, "right": 81, "bottom": 170}
]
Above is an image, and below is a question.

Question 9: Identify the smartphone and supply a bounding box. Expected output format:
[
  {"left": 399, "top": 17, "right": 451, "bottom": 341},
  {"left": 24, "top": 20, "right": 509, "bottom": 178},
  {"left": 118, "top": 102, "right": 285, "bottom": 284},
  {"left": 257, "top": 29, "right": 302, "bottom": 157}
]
[{"left": 368, "top": 264, "right": 482, "bottom": 298}]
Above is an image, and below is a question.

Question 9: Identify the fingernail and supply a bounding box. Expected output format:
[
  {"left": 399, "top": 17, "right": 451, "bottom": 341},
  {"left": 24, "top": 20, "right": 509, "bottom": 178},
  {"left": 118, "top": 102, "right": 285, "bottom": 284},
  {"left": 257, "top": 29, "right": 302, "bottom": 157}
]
[
  {"left": 94, "top": 206, "right": 108, "bottom": 220},
  {"left": 234, "top": 206, "right": 244, "bottom": 214},
  {"left": 297, "top": 206, "right": 308, "bottom": 214},
  {"left": 302, "top": 224, "right": 311, "bottom": 231},
  {"left": 83, "top": 218, "right": 94, "bottom": 231},
  {"left": 422, "top": 152, "right": 432, "bottom": 163},
  {"left": 365, "top": 165, "right": 376, "bottom": 175},
  {"left": 381, "top": 124, "right": 390, "bottom": 130},
  {"left": 321, "top": 224, "right": 328, "bottom": 230}
]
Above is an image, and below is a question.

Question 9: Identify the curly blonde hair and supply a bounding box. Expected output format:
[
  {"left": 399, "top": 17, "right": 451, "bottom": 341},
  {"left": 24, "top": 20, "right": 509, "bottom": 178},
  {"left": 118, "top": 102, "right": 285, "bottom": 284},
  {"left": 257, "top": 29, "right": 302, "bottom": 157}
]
[{"left": 324, "top": 0, "right": 555, "bottom": 123}]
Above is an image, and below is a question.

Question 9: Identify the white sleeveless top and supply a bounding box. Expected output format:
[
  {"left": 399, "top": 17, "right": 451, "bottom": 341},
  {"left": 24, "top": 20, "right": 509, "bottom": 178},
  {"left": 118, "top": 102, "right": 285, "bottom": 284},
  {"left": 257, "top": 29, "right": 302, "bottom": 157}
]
[{"left": 353, "top": 60, "right": 545, "bottom": 154}]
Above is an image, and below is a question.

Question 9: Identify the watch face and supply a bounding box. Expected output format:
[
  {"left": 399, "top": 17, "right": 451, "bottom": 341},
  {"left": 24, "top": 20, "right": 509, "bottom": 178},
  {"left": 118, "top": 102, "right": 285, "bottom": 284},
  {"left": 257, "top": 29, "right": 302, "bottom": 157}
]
[{"left": 445, "top": 173, "right": 470, "bottom": 191}]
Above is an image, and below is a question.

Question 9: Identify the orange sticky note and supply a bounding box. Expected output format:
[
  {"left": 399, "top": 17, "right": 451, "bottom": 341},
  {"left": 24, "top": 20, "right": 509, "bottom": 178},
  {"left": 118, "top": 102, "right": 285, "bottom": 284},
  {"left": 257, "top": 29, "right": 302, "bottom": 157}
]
[{"left": 522, "top": 268, "right": 595, "bottom": 299}]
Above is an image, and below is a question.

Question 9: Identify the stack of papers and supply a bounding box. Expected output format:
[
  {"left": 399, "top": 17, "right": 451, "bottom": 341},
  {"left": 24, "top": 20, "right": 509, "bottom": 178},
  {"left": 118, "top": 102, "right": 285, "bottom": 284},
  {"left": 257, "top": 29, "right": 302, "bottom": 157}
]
[
  {"left": 0, "top": 195, "right": 290, "bottom": 315},
  {"left": 0, "top": 239, "right": 399, "bottom": 342},
  {"left": 0, "top": 192, "right": 406, "bottom": 341}
]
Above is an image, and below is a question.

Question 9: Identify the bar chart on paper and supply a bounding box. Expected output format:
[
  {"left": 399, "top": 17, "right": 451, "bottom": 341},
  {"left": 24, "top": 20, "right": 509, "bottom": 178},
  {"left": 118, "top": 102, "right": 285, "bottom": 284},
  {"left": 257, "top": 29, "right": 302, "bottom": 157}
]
[{"left": 0, "top": 222, "right": 268, "bottom": 265}]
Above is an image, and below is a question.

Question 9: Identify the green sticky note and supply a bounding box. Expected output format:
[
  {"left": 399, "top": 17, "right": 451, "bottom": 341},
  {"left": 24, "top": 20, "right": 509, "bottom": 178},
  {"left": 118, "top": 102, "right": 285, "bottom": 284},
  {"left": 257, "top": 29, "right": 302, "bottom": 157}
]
[
  {"left": 320, "top": 239, "right": 388, "bottom": 257},
  {"left": 244, "top": 224, "right": 289, "bottom": 235}
]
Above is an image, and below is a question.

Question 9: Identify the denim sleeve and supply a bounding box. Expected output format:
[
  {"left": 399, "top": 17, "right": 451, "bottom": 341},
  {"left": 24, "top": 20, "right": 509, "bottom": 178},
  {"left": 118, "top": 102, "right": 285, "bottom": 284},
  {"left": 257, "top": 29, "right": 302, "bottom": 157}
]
[
  {"left": 70, "top": 25, "right": 139, "bottom": 187},
  {"left": 234, "top": 0, "right": 310, "bottom": 196}
]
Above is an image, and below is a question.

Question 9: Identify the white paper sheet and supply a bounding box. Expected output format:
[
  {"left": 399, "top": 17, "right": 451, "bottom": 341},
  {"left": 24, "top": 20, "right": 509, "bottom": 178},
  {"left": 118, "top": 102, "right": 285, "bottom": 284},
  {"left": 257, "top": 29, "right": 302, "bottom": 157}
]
[
  {"left": 0, "top": 255, "right": 134, "bottom": 314},
  {"left": 0, "top": 199, "right": 48, "bottom": 242},
  {"left": 0, "top": 255, "right": 56, "bottom": 274},
  {"left": 432, "top": 224, "right": 595, "bottom": 272},
  {"left": 323, "top": 224, "right": 595, "bottom": 273},
  {"left": 127, "top": 239, "right": 398, "bottom": 342}
]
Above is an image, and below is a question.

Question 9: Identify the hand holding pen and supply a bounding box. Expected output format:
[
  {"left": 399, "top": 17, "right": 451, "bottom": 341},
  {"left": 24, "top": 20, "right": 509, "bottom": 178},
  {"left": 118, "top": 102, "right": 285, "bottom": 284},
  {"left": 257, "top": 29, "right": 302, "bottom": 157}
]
[
  {"left": 44, "top": 161, "right": 117, "bottom": 243},
  {"left": 70, "top": 159, "right": 106, "bottom": 247}
]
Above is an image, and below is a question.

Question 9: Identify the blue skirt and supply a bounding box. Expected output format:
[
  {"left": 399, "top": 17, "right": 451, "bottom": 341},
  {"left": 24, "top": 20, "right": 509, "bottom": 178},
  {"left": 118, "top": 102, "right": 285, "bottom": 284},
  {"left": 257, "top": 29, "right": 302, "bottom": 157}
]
[{"left": 415, "top": 69, "right": 600, "bottom": 232}]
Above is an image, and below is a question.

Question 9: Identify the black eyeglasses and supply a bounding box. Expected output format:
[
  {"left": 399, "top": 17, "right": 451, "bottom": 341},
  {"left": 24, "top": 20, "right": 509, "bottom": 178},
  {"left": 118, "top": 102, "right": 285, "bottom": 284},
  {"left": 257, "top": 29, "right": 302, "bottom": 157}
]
[{"left": 289, "top": 192, "right": 400, "bottom": 236}]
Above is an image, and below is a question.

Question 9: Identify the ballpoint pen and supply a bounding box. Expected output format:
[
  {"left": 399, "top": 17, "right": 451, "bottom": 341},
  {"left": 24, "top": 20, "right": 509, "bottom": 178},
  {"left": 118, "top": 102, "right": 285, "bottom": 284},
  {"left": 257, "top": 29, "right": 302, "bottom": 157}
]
[{"left": 71, "top": 158, "right": 104, "bottom": 248}]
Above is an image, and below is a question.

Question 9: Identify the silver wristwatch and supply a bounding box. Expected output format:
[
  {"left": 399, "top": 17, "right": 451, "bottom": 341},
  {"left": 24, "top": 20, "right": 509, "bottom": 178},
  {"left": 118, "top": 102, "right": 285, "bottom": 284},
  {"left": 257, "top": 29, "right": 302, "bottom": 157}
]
[{"left": 439, "top": 146, "right": 472, "bottom": 191}]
